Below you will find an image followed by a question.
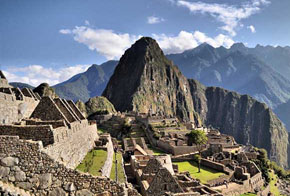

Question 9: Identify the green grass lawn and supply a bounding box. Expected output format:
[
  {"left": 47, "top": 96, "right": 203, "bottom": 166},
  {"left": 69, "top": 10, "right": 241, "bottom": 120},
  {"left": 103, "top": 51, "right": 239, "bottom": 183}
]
[
  {"left": 269, "top": 170, "right": 281, "bottom": 196},
  {"left": 148, "top": 147, "right": 166, "bottom": 155},
  {"left": 76, "top": 149, "right": 107, "bottom": 176},
  {"left": 110, "top": 152, "right": 126, "bottom": 183},
  {"left": 174, "top": 161, "right": 225, "bottom": 184}
]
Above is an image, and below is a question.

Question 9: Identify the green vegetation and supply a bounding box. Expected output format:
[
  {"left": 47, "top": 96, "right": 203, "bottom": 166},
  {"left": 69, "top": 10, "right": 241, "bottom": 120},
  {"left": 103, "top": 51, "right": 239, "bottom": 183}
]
[
  {"left": 252, "top": 148, "right": 271, "bottom": 183},
  {"left": 269, "top": 170, "right": 281, "bottom": 196},
  {"left": 240, "top": 193, "right": 256, "bottom": 196},
  {"left": 148, "top": 146, "right": 166, "bottom": 155},
  {"left": 86, "top": 96, "right": 116, "bottom": 117},
  {"left": 186, "top": 130, "right": 208, "bottom": 172},
  {"left": 76, "top": 149, "right": 107, "bottom": 176},
  {"left": 98, "top": 127, "right": 108, "bottom": 134},
  {"left": 110, "top": 152, "right": 126, "bottom": 183},
  {"left": 174, "top": 161, "right": 225, "bottom": 184}
]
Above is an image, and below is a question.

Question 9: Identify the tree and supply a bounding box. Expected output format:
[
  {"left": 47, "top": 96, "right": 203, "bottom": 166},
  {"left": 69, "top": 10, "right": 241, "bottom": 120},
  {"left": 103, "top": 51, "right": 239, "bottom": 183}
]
[{"left": 186, "top": 130, "right": 208, "bottom": 172}]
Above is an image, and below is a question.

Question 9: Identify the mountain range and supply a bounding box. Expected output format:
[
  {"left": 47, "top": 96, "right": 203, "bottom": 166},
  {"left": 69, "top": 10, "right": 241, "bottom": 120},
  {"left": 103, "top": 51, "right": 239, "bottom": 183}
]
[
  {"left": 49, "top": 42, "right": 290, "bottom": 131},
  {"left": 167, "top": 43, "right": 290, "bottom": 109},
  {"left": 102, "top": 37, "right": 289, "bottom": 168},
  {"left": 53, "top": 43, "right": 290, "bottom": 110}
]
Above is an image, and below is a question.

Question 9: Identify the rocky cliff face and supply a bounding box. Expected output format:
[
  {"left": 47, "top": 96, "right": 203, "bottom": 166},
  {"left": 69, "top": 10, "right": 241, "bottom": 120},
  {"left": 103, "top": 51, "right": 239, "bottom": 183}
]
[
  {"left": 102, "top": 37, "right": 290, "bottom": 168},
  {"left": 102, "top": 37, "right": 199, "bottom": 123},
  {"left": 188, "top": 79, "right": 289, "bottom": 168}
]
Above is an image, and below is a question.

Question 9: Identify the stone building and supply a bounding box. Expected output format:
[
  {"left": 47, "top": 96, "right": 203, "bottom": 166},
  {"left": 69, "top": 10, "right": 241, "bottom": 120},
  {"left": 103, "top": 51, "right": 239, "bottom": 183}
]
[
  {"left": 0, "top": 71, "right": 11, "bottom": 88},
  {"left": 0, "top": 71, "right": 40, "bottom": 125},
  {"left": 129, "top": 155, "right": 222, "bottom": 196},
  {"left": 0, "top": 96, "right": 99, "bottom": 168}
]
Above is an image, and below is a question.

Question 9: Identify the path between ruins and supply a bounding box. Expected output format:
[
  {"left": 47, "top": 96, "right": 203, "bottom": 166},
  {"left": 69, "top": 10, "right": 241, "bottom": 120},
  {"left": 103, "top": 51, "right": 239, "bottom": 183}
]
[{"left": 101, "top": 136, "right": 114, "bottom": 177}]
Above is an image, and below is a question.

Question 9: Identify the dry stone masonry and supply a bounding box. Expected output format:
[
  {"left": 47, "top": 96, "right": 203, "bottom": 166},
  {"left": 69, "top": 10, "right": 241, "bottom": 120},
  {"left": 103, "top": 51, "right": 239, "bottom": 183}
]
[{"left": 0, "top": 136, "right": 139, "bottom": 196}]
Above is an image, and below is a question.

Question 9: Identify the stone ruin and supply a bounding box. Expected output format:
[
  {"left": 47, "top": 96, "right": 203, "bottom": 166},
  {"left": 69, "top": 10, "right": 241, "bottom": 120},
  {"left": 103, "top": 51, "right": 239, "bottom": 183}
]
[
  {"left": 0, "top": 96, "right": 99, "bottom": 168},
  {"left": 0, "top": 71, "right": 140, "bottom": 195},
  {"left": 0, "top": 71, "right": 11, "bottom": 88},
  {"left": 128, "top": 155, "right": 222, "bottom": 196},
  {"left": 0, "top": 71, "right": 40, "bottom": 125},
  {"left": 0, "top": 136, "right": 139, "bottom": 196}
]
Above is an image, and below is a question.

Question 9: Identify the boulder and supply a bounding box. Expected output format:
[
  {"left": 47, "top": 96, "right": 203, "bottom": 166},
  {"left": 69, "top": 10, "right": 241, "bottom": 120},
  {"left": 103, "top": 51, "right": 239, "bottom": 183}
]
[
  {"left": 48, "top": 187, "right": 68, "bottom": 196},
  {"left": 15, "top": 170, "right": 26, "bottom": 182},
  {"left": 76, "top": 189, "right": 94, "bottom": 196},
  {"left": 0, "top": 166, "right": 10, "bottom": 178},
  {"left": 38, "top": 173, "right": 52, "bottom": 189},
  {"left": 1, "top": 157, "right": 19, "bottom": 167}
]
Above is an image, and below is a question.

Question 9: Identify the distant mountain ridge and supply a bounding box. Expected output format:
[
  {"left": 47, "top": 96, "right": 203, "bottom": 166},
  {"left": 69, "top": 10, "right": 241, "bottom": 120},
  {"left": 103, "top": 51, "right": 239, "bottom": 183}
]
[
  {"left": 9, "top": 82, "right": 34, "bottom": 89},
  {"left": 167, "top": 43, "right": 290, "bottom": 109},
  {"left": 53, "top": 60, "right": 117, "bottom": 102},
  {"left": 53, "top": 43, "right": 290, "bottom": 110}
]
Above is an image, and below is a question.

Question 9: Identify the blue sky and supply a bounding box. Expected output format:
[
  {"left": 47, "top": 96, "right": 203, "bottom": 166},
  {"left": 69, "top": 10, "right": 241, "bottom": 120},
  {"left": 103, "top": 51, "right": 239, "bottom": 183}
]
[{"left": 1, "top": 0, "right": 290, "bottom": 86}]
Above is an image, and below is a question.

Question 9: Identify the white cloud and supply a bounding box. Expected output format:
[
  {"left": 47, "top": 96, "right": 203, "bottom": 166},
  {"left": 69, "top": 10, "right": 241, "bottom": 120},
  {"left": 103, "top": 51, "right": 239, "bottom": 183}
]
[
  {"left": 177, "top": 0, "right": 269, "bottom": 36},
  {"left": 3, "top": 64, "right": 90, "bottom": 86},
  {"left": 147, "top": 16, "right": 165, "bottom": 24},
  {"left": 60, "top": 26, "right": 235, "bottom": 58},
  {"left": 59, "top": 29, "right": 71, "bottom": 35},
  {"left": 60, "top": 26, "right": 140, "bottom": 60},
  {"left": 247, "top": 25, "right": 256, "bottom": 33},
  {"left": 153, "top": 30, "right": 234, "bottom": 54}
]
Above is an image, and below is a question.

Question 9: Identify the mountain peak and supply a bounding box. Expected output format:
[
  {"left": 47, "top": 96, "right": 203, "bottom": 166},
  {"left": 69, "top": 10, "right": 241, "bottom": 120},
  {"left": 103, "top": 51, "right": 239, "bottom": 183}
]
[
  {"left": 126, "top": 36, "right": 164, "bottom": 58},
  {"left": 102, "top": 37, "right": 197, "bottom": 122},
  {"left": 230, "top": 42, "right": 246, "bottom": 50}
]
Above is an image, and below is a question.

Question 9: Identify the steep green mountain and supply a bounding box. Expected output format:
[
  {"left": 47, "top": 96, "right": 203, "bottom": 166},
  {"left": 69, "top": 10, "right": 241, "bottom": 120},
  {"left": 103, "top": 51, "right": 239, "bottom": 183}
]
[
  {"left": 189, "top": 79, "right": 289, "bottom": 168},
  {"left": 102, "top": 37, "right": 290, "bottom": 168},
  {"left": 75, "top": 96, "right": 116, "bottom": 118},
  {"left": 167, "top": 44, "right": 290, "bottom": 109},
  {"left": 9, "top": 82, "right": 34, "bottom": 89},
  {"left": 102, "top": 37, "right": 199, "bottom": 123},
  {"left": 53, "top": 60, "right": 118, "bottom": 102},
  {"left": 85, "top": 96, "right": 116, "bottom": 116},
  {"left": 33, "top": 83, "right": 58, "bottom": 98}
]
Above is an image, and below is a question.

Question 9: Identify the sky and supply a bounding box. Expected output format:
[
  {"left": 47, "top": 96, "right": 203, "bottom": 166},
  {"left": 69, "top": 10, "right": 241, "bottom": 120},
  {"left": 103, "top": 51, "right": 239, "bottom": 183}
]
[{"left": 1, "top": 0, "right": 290, "bottom": 86}]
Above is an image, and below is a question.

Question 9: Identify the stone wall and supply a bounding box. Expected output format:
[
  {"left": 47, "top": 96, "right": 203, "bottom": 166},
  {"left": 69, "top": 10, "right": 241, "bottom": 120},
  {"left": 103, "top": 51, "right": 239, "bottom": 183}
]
[
  {"left": 200, "top": 159, "right": 227, "bottom": 173},
  {"left": 0, "top": 136, "right": 140, "bottom": 196},
  {"left": 43, "top": 120, "right": 99, "bottom": 168},
  {"left": 0, "top": 78, "right": 11, "bottom": 88},
  {"left": 100, "top": 134, "right": 113, "bottom": 178},
  {"left": 0, "top": 92, "right": 39, "bottom": 124},
  {"left": 0, "top": 124, "right": 54, "bottom": 146}
]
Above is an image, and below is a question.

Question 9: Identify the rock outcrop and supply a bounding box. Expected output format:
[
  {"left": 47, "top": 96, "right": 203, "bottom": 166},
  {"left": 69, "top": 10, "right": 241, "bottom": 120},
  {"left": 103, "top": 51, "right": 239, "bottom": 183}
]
[
  {"left": 85, "top": 96, "right": 116, "bottom": 117},
  {"left": 188, "top": 79, "right": 289, "bottom": 168},
  {"left": 103, "top": 37, "right": 199, "bottom": 123},
  {"left": 33, "top": 83, "right": 58, "bottom": 98},
  {"left": 75, "top": 97, "right": 116, "bottom": 118}
]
